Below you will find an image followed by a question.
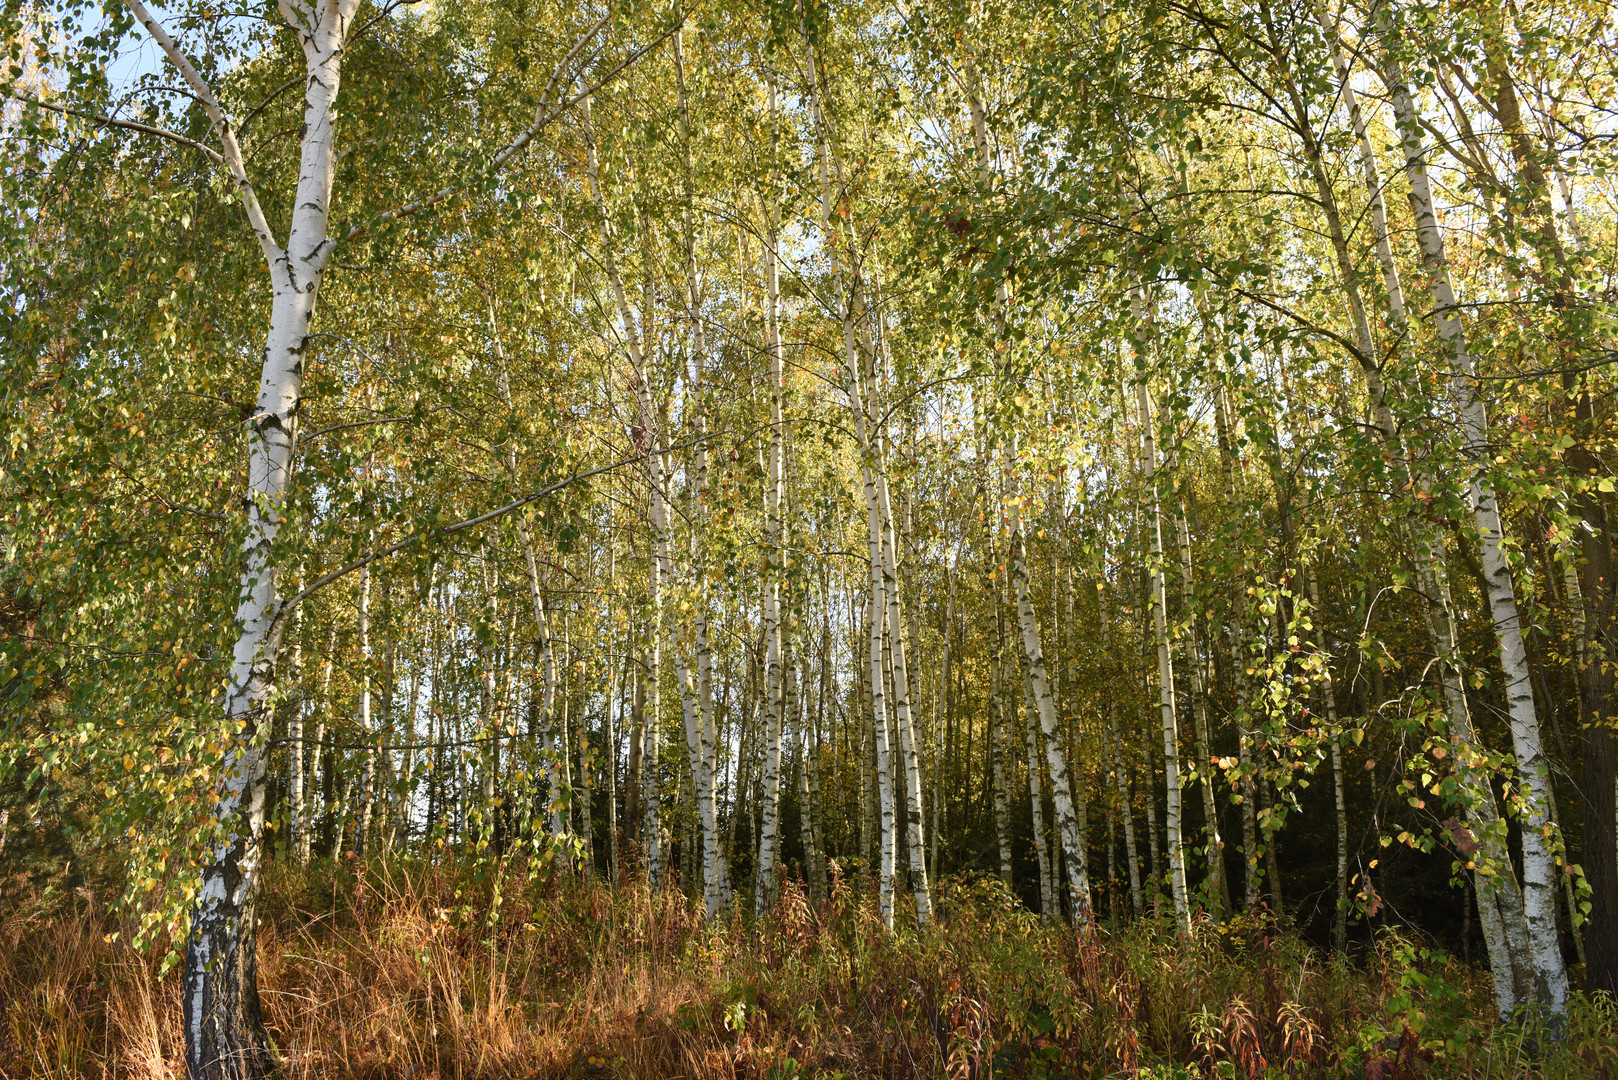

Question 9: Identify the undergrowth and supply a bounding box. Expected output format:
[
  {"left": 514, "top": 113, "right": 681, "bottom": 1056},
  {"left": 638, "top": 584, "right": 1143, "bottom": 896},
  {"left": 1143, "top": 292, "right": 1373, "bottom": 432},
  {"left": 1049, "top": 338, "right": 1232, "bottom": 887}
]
[{"left": 1, "top": 860, "right": 1614, "bottom": 1079}]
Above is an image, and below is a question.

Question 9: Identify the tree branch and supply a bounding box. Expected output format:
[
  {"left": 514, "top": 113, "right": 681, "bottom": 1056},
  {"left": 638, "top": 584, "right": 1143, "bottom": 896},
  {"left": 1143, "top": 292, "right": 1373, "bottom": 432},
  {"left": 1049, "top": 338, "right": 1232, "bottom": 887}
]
[
  {"left": 346, "top": 11, "right": 687, "bottom": 242},
  {"left": 123, "top": 0, "right": 283, "bottom": 269},
  {"left": 7, "top": 93, "right": 225, "bottom": 162},
  {"left": 264, "top": 429, "right": 719, "bottom": 647}
]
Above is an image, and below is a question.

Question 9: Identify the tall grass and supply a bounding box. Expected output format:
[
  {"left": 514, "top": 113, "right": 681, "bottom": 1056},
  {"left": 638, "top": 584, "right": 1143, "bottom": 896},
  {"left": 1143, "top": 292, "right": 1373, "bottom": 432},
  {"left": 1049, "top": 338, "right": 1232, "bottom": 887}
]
[{"left": 2, "top": 860, "right": 1613, "bottom": 1078}]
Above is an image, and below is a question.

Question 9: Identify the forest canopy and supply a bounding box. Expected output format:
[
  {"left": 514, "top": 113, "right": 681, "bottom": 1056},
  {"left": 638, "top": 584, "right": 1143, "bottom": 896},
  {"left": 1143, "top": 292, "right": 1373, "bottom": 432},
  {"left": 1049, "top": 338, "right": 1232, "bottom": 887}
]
[{"left": 3, "top": 0, "right": 1618, "bottom": 1074}]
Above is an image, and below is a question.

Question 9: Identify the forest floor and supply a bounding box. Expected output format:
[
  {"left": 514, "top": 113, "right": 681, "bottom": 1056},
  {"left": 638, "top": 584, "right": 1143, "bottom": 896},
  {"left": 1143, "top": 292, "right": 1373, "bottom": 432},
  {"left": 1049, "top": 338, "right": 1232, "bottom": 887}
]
[{"left": 1, "top": 860, "right": 1614, "bottom": 1080}]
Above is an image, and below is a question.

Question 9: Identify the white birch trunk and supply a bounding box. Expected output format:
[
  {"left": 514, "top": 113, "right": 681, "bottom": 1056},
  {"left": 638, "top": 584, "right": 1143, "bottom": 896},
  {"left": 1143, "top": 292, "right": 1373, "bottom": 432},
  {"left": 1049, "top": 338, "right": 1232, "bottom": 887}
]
[
  {"left": 1008, "top": 519, "right": 1094, "bottom": 926},
  {"left": 878, "top": 473, "right": 932, "bottom": 921},
  {"left": 123, "top": 0, "right": 362, "bottom": 1069},
  {"left": 1132, "top": 376, "right": 1190, "bottom": 932},
  {"left": 1022, "top": 669, "right": 1056, "bottom": 923},
  {"left": 802, "top": 37, "right": 897, "bottom": 927},
  {"left": 1170, "top": 502, "right": 1225, "bottom": 912},
  {"left": 353, "top": 564, "right": 374, "bottom": 857},
  {"left": 1310, "top": 8, "right": 1534, "bottom": 1013},
  {"left": 753, "top": 74, "right": 788, "bottom": 910},
  {"left": 1380, "top": 46, "right": 1568, "bottom": 1016},
  {"left": 670, "top": 29, "right": 727, "bottom": 915},
  {"left": 1060, "top": 566, "right": 1092, "bottom": 903},
  {"left": 991, "top": 605, "right": 1015, "bottom": 884},
  {"left": 963, "top": 55, "right": 1091, "bottom": 928},
  {"left": 392, "top": 607, "right": 426, "bottom": 851}
]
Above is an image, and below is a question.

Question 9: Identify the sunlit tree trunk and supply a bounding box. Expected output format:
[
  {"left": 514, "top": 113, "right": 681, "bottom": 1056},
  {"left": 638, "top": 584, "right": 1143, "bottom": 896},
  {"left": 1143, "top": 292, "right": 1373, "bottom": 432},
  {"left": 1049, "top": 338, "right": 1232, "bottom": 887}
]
[
  {"left": 352, "top": 564, "right": 374, "bottom": 857},
  {"left": 666, "top": 96, "right": 730, "bottom": 895},
  {"left": 1059, "top": 565, "right": 1092, "bottom": 909},
  {"left": 811, "top": 591, "right": 831, "bottom": 901},
  {"left": 878, "top": 471, "right": 932, "bottom": 921},
  {"left": 1305, "top": 11, "right": 1535, "bottom": 1009},
  {"left": 803, "top": 32, "right": 897, "bottom": 927},
  {"left": 964, "top": 55, "right": 1091, "bottom": 928},
  {"left": 1170, "top": 500, "right": 1225, "bottom": 914},
  {"left": 1380, "top": 43, "right": 1568, "bottom": 1016},
  {"left": 122, "top": 0, "right": 366, "bottom": 1067},
  {"left": 1022, "top": 668, "right": 1056, "bottom": 923},
  {"left": 754, "top": 71, "right": 788, "bottom": 910},
  {"left": 934, "top": 552, "right": 959, "bottom": 877},
  {"left": 1484, "top": 19, "right": 1615, "bottom": 1000},
  {"left": 1132, "top": 373, "right": 1190, "bottom": 933}
]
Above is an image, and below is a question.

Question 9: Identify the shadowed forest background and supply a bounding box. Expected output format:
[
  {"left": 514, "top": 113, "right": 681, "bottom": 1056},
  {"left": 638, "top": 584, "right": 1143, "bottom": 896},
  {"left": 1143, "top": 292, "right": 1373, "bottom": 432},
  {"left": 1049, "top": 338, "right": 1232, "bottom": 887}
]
[{"left": 4, "top": 0, "right": 1618, "bottom": 1075}]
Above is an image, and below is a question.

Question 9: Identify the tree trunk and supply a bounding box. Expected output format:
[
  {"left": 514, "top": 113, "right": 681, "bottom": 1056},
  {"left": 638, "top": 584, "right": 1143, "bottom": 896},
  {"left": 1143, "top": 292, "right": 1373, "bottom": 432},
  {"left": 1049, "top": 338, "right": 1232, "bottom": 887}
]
[
  {"left": 1100, "top": 593, "right": 1143, "bottom": 918},
  {"left": 754, "top": 74, "right": 788, "bottom": 910},
  {"left": 605, "top": 539, "right": 620, "bottom": 882},
  {"left": 626, "top": 669, "right": 644, "bottom": 863},
  {"left": 1170, "top": 501, "right": 1226, "bottom": 915},
  {"left": 879, "top": 472, "right": 932, "bottom": 921},
  {"left": 125, "top": 0, "right": 365, "bottom": 1069},
  {"left": 1008, "top": 512, "right": 1095, "bottom": 926},
  {"left": 353, "top": 564, "right": 375, "bottom": 858},
  {"left": 1312, "top": 9, "right": 1537, "bottom": 1012},
  {"left": 1133, "top": 373, "right": 1191, "bottom": 933},
  {"left": 802, "top": 32, "right": 897, "bottom": 927},
  {"left": 1483, "top": 21, "right": 1617, "bottom": 1001},
  {"left": 991, "top": 602, "right": 1015, "bottom": 884},
  {"left": 1022, "top": 667, "right": 1056, "bottom": 922},
  {"left": 1380, "top": 43, "right": 1568, "bottom": 1015}
]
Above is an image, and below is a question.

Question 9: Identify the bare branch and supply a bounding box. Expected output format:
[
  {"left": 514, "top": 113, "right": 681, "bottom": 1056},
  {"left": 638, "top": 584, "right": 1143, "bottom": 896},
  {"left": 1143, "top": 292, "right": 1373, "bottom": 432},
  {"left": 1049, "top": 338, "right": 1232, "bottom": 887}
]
[
  {"left": 7, "top": 93, "right": 224, "bottom": 162},
  {"left": 122, "top": 0, "right": 282, "bottom": 269}
]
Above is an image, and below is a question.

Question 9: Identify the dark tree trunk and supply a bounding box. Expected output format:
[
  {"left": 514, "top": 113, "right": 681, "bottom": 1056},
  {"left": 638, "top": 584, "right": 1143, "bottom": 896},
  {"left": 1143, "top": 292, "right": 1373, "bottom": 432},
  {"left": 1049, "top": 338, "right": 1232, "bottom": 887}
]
[
  {"left": 183, "top": 748, "right": 274, "bottom": 1080},
  {"left": 1572, "top": 446, "right": 1618, "bottom": 997}
]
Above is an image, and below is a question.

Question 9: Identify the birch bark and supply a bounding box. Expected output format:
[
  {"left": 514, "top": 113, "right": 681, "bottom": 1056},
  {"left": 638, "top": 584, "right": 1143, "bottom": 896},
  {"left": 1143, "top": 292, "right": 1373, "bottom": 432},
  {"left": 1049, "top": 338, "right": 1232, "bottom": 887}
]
[
  {"left": 753, "top": 69, "right": 788, "bottom": 910},
  {"left": 120, "top": 0, "right": 362, "bottom": 1069},
  {"left": 1132, "top": 375, "right": 1191, "bottom": 932},
  {"left": 802, "top": 32, "right": 897, "bottom": 926},
  {"left": 1022, "top": 669, "right": 1056, "bottom": 922},
  {"left": 670, "top": 31, "right": 727, "bottom": 913},
  {"left": 1284, "top": 13, "right": 1534, "bottom": 1007},
  {"left": 1380, "top": 42, "right": 1568, "bottom": 1015},
  {"left": 991, "top": 602, "right": 1015, "bottom": 884},
  {"left": 1170, "top": 501, "right": 1225, "bottom": 913},
  {"left": 353, "top": 564, "right": 374, "bottom": 857},
  {"left": 963, "top": 55, "right": 1091, "bottom": 928},
  {"left": 878, "top": 472, "right": 933, "bottom": 920}
]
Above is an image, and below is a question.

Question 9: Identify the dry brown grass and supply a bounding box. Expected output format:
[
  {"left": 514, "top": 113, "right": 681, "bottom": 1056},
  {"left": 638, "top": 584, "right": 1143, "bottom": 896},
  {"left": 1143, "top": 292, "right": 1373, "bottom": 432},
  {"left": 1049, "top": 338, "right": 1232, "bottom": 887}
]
[{"left": 2, "top": 860, "right": 1615, "bottom": 1079}]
